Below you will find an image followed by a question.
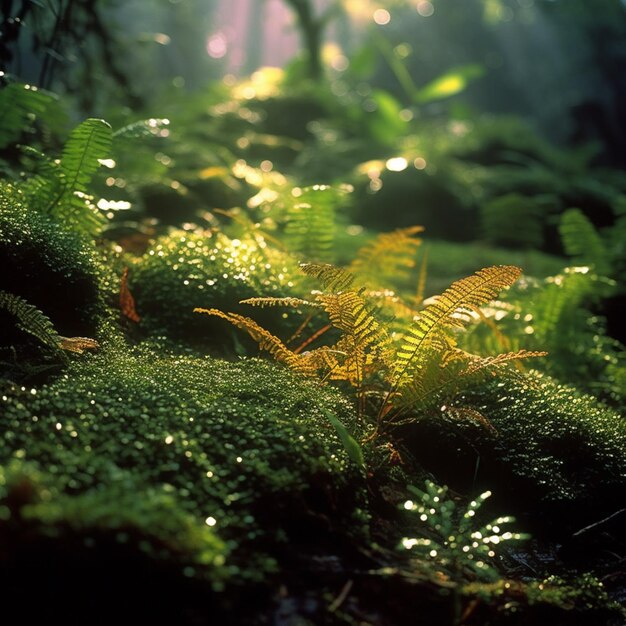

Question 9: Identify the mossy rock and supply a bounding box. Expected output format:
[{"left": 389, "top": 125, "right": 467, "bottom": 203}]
[
  {"left": 131, "top": 229, "right": 306, "bottom": 348},
  {"left": 0, "top": 346, "right": 368, "bottom": 597},
  {"left": 402, "top": 372, "right": 626, "bottom": 532},
  {"left": 0, "top": 199, "right": 115, "bottom": 341}
]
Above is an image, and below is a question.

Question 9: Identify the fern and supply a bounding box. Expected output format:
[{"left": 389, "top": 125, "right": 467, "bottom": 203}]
[
  {"left": 0, "top": 290, "right": 62, "bottom": 352},
  {"left": 559, "top": 208, "right": 610, "bottom": 276},
  {"left": 0, "top": 291, "right": 99, "bottom": 359},
  {"left": 349, "top": 225, "right": 423, "bottom": 287},
  {"left": 284, "top": 185, "right": 345, "bottom": 262},
  {"left": 240, "top": 296, "right": 322, "bottom": 309},
  {"left": 197, "top": 262, "right": 543, "bottom": 435},
  {"left": 300, "top": 262, "right": 355, "bottom": 293},
  {"left": 392, "top": 266, "right": 522, "bottom": 391},
  {"left": 0, "top": 82, "right": 55, "bottom": 149},
  {"left": 194, "top": 307, "right": 321, "bottom": 376},
  {"left": 49, "top": 118, "right": 113, "bottom": 235},
  {"left": 16, "top": 146, "right": 64, "bottom": 213},
  {"left": 112, "top": 118, "right": 170, "bottom": 140}
]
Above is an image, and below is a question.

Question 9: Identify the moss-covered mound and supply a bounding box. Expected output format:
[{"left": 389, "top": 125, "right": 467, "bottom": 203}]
[
  {"left": 0, "top": 346, "right": 367, "bottom": 603},
  {"left": 0, "top": 200, "right": 114, "bottom": 340},
  {"left": 404, "top": 372, "right": 626, "bottom": 532},
  {"left": 131, "top": 230, "right": 305, "bottom": 347}
]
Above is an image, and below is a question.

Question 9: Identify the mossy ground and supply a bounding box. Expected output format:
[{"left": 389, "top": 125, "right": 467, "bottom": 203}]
[
  {"left": 0, "top": 343, "right": 370, "bottom": 623},
  {"left": 403, "top": 371, "right": 626, "bottom": 532},
  {"left": 130, "top": 229, "right": 307, "bottom": 348},
  {"left": 1, "top": 187, "right": 624, "bottom": 625}
]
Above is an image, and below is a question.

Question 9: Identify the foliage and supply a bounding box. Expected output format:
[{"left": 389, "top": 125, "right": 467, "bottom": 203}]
[
  {"left": 348, "top": 224, "right": 423, "bottom": 288},
  {"left": 0, "top": 82, "right": 57, "bottom": 149},
  {"left": 481, "top": 193, "right": 545, "bottom": 249},
  {"left": 463, "top": 266, "right": 625, "bottom": 402},
  {"left": 0, "top": 290, "right": 66, "bottom": 354},
  {"left": 400, "top": 480, "right": 528, "bottom": 583},
  {"left": 559, "top": 208, "right": 611, "bottom": 275},
  {"left": 197, "top": 260, "right": 545, "bottom": 434}
]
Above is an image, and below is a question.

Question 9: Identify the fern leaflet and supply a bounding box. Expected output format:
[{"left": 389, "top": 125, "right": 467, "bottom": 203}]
[
  {"left": 300, "top": 262, "right": 355, "bottom": 293},
  {"left": 0, "top": 290, "right": 61, "bottom": 351},
  {"left": 49, "top": 118, "right": 113, "bottom": 234},
  {"left": 0, "top": 83, "right": 55, "bottom": 149},
  {"left": 349, "top": 225, "right": 423, "bottom": 286},
  {"left": 559, "top": 208, "right": 610, "bottom": 275},
  {"left": 393, "top": 265, "right": 522, "bottom": 390}
]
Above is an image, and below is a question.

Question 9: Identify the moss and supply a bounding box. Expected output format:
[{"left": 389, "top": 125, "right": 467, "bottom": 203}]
[
  {"left": 404, "top": 372, "right": 626, "bottom": 528},
  {"left": 131, "top": 229, "right": 305, "bottom": 348},
  {"left": 462, "top": 573, "right": 625, "bottom": 624},
  {"left": 0, "top": 199, "right": 115, "bottom": 340},
  {"left": 0, "top": 345, "right": 368, "bottom": 586}
]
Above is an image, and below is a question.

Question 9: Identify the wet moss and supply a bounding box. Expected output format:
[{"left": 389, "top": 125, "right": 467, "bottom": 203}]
[
  {"left": 0, "top": 346, "right": 368, "bottom": 585},
  {"left": 131, "top": 229, "right": 305, "bottom": 348},
  {"left": 404, "top": 372, "right": 626, "bottom": 528},
  {"left": 0, "top": 200, "right": 115, "bottom": 341}
]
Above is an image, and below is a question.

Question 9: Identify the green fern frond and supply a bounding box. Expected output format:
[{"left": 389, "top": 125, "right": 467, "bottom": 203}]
[
  {"left": 0, "top": 292, "right": 99, "bottom": 359},
  {"left": 284, "top": 185, "right": 347, "bottom": 262},
  {"left": 16, "top": 147, "right": 64, "bottom": 212},
  {"left": 300, "top": 262, "right": 355, "bottom": 293},
  {"left": 0, "top": 290, "right": 61, "bottom": 351},
  {"left": 49, "top": 118, "right": 113, "bottom": 234},
  {"left": 112, "top": 118, "right": 170, "bottom": 140},
  {"left": 393, "top": 265, "right": 522, "bottom": 388},
  {"left": 530, "top": 268, "right": 615, "bottom": 349},
  {"left": 349, "top": 225, "right": 423, "bottom": 286},
  {"left": 0, "top": 82, "right": 55, "bottom": 149},
  {"left": 240, "top": 297, "right": 321, "bottom": 309},
  {"left": 559, "top": 208, "right": 610, "bottom": 275}
]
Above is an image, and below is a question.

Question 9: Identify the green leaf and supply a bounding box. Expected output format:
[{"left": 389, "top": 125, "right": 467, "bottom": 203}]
[
  {"left": 416, "top": 65, "right": 484, "bottom": 104},
  {"left": 0, "top": 82, "right": 56, "bottom": 148},
  {"left": 60, "top": 118, "right": 113, "bottom": 195},
  {"left": 559, "top": 208, "right": 610, "bottom": 275},
  {"left": 50, "top": 118, "right": 113, "bottom": 234},
  {"left": 323, "top": 410, "right": 365, "bottom": 469}
]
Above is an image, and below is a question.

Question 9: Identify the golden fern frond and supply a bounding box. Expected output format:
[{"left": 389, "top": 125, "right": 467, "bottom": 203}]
[
  {"left": 194, "top": 307, "right": 316, "bottom": 376},
  {"left": 349, "top": 225, "right": 423, "bottom": 285},
  {"left": 240, "top": 296, "right": 321, "bottom": 309},
  {"left": 461, "top": 349, "right": 548, "bottom": 377},
  {"left": 317, "top": 291, "right": 388, "bottom": 351},
  {"left": 300, "top": 263, "right": 355, "bottom": 293},
  {"left": 391, "top": 356, "right": 460, "bottom": 413},
  {"left": 415, "top": 246, "right": 429, "bottom": 306},
  {"left": 364, "top": 289, "right": 418, "bottom": 325},
  {"left": 393, "top": 265, "right": 522, "bottom": 387}
]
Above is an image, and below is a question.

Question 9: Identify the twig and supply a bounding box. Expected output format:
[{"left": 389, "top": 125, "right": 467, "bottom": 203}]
[{"left": 328, "top": 579, "right": 353, "bottom": 613}]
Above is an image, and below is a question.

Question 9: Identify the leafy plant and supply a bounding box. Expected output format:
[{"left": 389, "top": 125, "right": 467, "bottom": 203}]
[
  {"left": 481, "top": 193, "right": 545, "bottom": 249},
  {"left": 15, "top": 118, "right": 112, "bottom": 235},
  {"left": 0, "top": 82, "right": 56, "bottom": 149},
  {"left": 196, "top": 257, "right": 545, "bottom": 437},
  {"left": 0, "top": 290, "right": 99, "bottom": 360},
  {"left": 400, "top": 480, "right": 528, "bottom": 583},
  {"left": 559, "top": 207, "right": 614, "bottom": 277}
]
